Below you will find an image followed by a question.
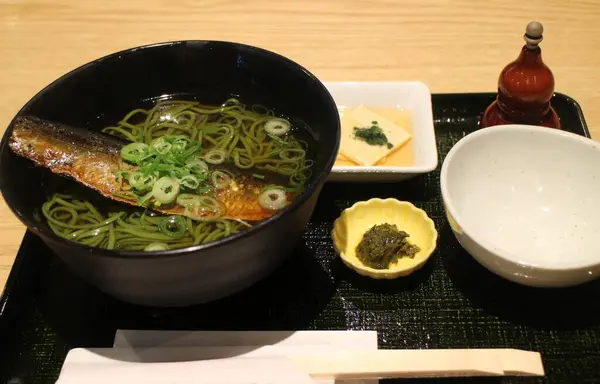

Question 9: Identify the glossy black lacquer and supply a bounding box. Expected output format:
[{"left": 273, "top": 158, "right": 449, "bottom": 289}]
[{"left": 0, "top": 41, "right": 341, "bottom": 306}]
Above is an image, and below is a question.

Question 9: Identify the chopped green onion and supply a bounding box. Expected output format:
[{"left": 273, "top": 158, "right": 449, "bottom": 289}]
[
  {"left": 252, "top": 173, "right": 265, "bottom": 180},
  {"left": 152, "top": 176, "right": 180, "bottom": 204},
  {"left": 111, "top": 191, "right": 137, "bottom": 201},
  {"left": 178, "top": 174, "right": 200, "bottom": 190},
  {"left": 158, "top": 216, "right": 187, "bottom": 238},
  {"left": 211, "top": 170, "right": 232, "bottom": 189},
  {"left": 204, "top": 149, "right": 227, "bottom": 165},
  {"left": 302, "top": 159, "right": 314, "bottom": 168},
  {"left": 120, "top": 142, "right": 149, "bottom": 164},
  {"left": 150, "top": 137, "right": 172, "bottom": 155},
  {"left": 172, "top": 136, "right": 190, "bottom": 153},
  {"left": 176, "top": 193, "right": 203, "bottom": 207},
  {"left": 113, "top": 170, "right": 130, "bottom": 188},
  {"left": 279, "top": 148, "right": 305, "bottom": 161},
  {"left": 264, "top": 118, "right": 291, "bottom": 136},
  {"left": 258, "top": 188, "right": 287, "bottom": 210},
  {"left": 195, "top": 186, "right": 211, "bottom": 195},
  {"left": 185, "top": 158, "right": 209, "bottom": 178},
  {"left": 128, "top": 172, "right": 156, "bottom": 192},
  {"left": 177, "top": 194, "right": 223, "bottom": 220},
  {"left": 260, "top": 184, "right": 286, "bottom": 193},
  {"left": 172, "top": 136, "right": 201, "bottom": 158},
  {"left": 137, "top": 190, "right": 154, "bottom": 206},
  {"left": 184, "top": 205, "right": 222, "bottom": 220},
  {"left": 176, "top": 194, "right": 220, "bottom": 211}
]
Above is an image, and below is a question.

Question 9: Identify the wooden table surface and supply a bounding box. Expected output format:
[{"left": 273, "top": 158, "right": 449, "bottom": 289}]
[{"left": 1, "top": 0, "right": 599, "bottom": 290}]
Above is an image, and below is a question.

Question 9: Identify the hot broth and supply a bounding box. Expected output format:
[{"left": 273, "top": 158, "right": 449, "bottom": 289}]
[{"left": 36, "top": 97, "right": 315, "bottom": 251}]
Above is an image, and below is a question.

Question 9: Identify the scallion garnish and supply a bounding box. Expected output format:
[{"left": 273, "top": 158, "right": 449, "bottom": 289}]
[{"left": 116, "top": 135, "right": 213, "bottom": 207}]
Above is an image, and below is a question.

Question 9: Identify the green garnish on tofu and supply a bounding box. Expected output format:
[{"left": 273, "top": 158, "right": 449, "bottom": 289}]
[{"left": 353, "top": 121, "right": 393, "bottom": 149}]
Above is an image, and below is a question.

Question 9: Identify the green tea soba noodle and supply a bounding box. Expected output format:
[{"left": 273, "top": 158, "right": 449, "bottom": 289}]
[
  {"left": 42, "top": 98, "right": 314, "bottom": 252},
  {"left": 43, "top": 193, "right": 249, "bottom": 251},
  {"left": 103, "top": 98, "right": 312, "bottom": 186}
]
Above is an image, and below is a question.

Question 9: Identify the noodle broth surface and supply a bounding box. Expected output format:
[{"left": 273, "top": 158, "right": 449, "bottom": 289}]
[{"left": 42, "top": 97, "right": 315, "bottom": 252}]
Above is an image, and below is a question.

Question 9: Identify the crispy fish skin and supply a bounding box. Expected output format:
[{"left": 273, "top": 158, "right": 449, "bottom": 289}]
[
  {"left": 8, "top": 116, "right": 275, "bottom": 222},
  {"left": 9, "top": 116, "right": 133, "bottom": 199}
]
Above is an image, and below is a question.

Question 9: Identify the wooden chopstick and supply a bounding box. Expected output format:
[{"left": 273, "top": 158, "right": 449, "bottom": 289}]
[
  {"left": 290, "top": 349, "right": 544, "bottom": 380},
  {"left": 59, "top": 346, "right": 544, "bottom": 381}
]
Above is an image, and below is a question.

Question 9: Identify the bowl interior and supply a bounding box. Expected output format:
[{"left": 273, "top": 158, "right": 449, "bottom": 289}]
[
  {"left": 0, "top": 40, "right": 340, "bottom": 255},
  {"left": 443, "top": 125, "right": 600, "bottom": 269}
]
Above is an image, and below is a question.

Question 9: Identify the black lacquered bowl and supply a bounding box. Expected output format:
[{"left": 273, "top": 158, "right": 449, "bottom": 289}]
[{"left": 0, "top": 41, "right": 340, "bottom": 307}]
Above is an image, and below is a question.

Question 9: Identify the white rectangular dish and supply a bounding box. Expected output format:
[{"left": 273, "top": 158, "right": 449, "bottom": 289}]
[{"left": 324, "top": 82, "right": 438, "bottom": 182}]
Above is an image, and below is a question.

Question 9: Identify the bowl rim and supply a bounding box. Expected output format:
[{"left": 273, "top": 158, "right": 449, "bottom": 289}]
[
  {"left": 0, "top": 39, "right": 341, "bottom": 259},
  {"left": 440, "top": 123, "right": 600, "bottom": 271}
]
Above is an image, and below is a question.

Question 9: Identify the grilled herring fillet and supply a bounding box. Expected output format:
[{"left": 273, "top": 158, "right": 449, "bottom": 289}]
[{"left": 8, "top": 116, "right": 275, "bottom": 222}]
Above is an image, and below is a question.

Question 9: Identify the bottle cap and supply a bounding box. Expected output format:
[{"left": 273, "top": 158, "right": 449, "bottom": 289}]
[{"left": 524, "top": 21, "right": 544, "bottom": 49}]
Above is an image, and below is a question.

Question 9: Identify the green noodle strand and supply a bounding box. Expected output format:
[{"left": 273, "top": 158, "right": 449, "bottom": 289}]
[
  {"left": 44, "top": 98, "right": 315, "bottom": 251},
  {"left": 101, "top": 98, "right": 312, "bottom": 190},
  {"left": 42, "top": 194, "right": 247, "bottom": 252}
]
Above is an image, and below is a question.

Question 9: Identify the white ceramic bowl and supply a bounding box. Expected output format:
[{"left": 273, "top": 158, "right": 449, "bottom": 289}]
[
  {"left": 324, "top": 82, "right": 438, "bottom": 182},
  {"left": 440, "top": 124, "right": 600, "bottom": 287}
]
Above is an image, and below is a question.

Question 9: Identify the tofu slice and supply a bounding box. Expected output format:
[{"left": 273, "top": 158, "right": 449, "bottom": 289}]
[{"left": 339, "top": 106, "right": 412, "bottom": 166}]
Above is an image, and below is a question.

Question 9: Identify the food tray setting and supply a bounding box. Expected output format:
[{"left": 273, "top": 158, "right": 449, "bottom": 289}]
[{"left": 0, "top": 91, "right": 598, "bottom": 384}]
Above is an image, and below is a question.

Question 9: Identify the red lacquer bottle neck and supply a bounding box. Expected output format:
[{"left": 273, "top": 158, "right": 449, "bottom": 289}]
[{"left": 479, "top": 21, "right": 561, "bottom": 129}]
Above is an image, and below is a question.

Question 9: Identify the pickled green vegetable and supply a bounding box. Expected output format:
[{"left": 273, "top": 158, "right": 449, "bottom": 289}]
[{"left": 355, "top": 223, "right": 420, "bottom": 269}]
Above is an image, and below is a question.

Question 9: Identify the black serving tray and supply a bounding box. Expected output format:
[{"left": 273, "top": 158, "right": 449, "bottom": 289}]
[{"left": 0, "top": 93, "right": 598, "bottom": 384}]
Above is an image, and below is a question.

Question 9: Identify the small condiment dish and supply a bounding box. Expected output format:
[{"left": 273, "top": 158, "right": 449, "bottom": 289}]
[
  {"left": 325, "top": 82, "right": 438, "bottom": 182},
  {"left": 441, "top": 124, "right": 600, "bottom": 287},
  {"left": 331, "top": 198, "right": 438, "bottom": 279}
]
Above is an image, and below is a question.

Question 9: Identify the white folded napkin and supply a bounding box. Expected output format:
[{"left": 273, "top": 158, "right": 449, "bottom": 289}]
[{"left": 56, "top": 330, "right": 380, "bottom": 384}]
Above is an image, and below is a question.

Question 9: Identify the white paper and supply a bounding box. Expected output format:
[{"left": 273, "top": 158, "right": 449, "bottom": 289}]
[
  {"left": 56, "top": 355, "right": 317, "bottom": 384},
  {"left": 58, "top": 345, "right": 377, "bottom": 363},
  {"left": 113, "top": 330, "right": 378, "bottom": 349},
  {"left": 112, "top": 330, "right": 379, "bottom": 384},
  {"left": 56, "top": 331, "right": 380, "bottom": 384}
]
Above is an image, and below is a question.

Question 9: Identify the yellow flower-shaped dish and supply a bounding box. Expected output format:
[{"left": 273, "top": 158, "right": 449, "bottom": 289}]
[{"left": 332, "top": 198, "right": 438, "bottom": 279}]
